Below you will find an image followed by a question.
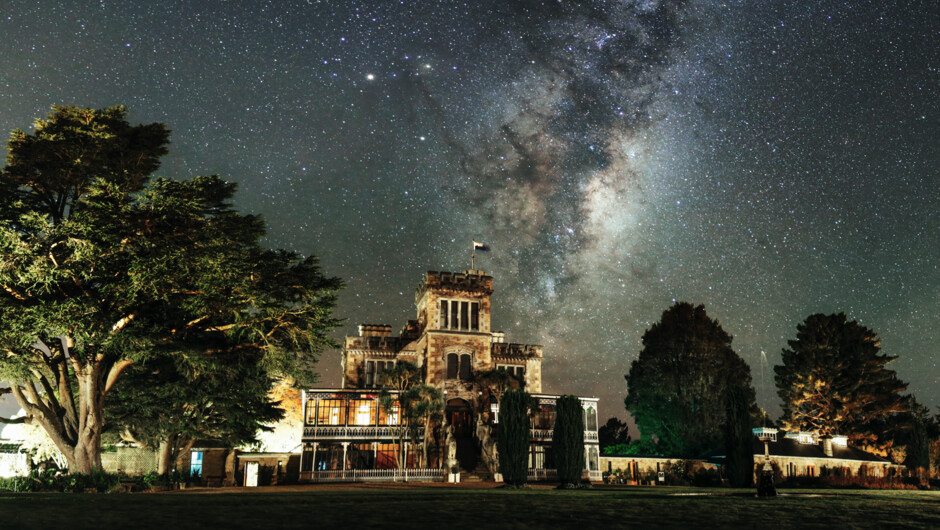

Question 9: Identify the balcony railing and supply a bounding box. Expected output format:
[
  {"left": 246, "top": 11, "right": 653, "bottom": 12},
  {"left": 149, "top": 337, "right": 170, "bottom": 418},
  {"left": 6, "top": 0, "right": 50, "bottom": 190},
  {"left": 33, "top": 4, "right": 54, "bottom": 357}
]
[
  {"left": 303, "top": 425, "right": 598, "bottom": 444},
  {"left": 303, "top": 425, "right": 401, "bottom": 440},
  {"left": 299, "top": 468, "right": 444, "bottom": 483},
  {"left": 530, "top": 429, "right": 599, "bottom": 443}
]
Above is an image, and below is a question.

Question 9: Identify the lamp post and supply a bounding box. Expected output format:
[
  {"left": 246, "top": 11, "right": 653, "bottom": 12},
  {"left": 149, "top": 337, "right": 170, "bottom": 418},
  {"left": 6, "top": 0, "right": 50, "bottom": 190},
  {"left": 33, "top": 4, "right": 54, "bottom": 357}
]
[{"left": 753, "top": 427, "right": 778, "bottom": 497}]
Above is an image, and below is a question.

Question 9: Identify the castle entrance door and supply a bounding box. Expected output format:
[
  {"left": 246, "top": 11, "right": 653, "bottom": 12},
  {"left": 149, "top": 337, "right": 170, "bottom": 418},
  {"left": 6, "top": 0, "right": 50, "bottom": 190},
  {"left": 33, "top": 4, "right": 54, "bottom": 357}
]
[{"left": 446, "top": 398, "right": 478, "bottom": 471}]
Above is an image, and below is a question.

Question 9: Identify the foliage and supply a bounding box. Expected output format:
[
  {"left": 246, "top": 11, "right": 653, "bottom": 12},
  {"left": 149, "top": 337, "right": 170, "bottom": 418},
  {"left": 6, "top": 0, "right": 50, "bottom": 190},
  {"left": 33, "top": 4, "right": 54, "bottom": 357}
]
[
  {"left": 402, "top": 383, "right": 444, "bottom": 468},
  {"left": 598, "top": 417, "right": 631, "bottom": 452},
  {"left": 601, "top": 438, "right": 660, "bottom": 456},
  {"left": 775, "top": 313, "right": 908, "bottom": 454},
  {"left": 378, "top": 361, "right": 420, "bottom": 469},
  {"left": 475, "top": 368, "right": 523, "bottom": 409},
  {"left": 903, "top": 398, "right": 931, "bottom": 476},
  {"left": 104, "top": 352, "right": 284, "bottom": 474},
  {"left": 497, "top": 388, "right": 530, "bottom": 486},
  {"left": 624, "top": 302, "right": 757, "bottom": 457},
  {"left": 0, "top": 468, "right": 120, "bottom": 493},
  {"left": 552, "top": 395, "right": 585, "bottom": 485},
  {"left": 724, "top": 385, "right": 754, "bottom": 487},
  {"left": 0, "top": 106, "right": 342, "bottom": 473}
]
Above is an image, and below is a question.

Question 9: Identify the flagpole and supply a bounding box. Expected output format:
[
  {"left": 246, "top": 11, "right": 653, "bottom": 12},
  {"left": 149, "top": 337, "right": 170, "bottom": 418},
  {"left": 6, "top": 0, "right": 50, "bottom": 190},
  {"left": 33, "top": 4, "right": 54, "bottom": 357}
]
[{"left": 471, "top": 241, "right": 476, "bottom": 270}]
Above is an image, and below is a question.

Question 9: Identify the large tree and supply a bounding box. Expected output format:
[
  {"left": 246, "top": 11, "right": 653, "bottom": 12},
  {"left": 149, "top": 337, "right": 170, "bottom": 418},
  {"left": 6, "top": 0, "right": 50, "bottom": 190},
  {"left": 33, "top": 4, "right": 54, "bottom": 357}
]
[
  {"left": 598, "top": 417, "right": 631, "bottom": 453},
  {"left": 0, "top": 106, "right": 341, "bottom": 473},
  {"left": 496, "top": 388, "right": 530, "bottom": 486},
  {"left": 903, "top": 398, "right": 931, "bottom": 479},
  {"left": 105, "top": 352, "right": 284, "bottom": 475},
  {"left": 624, "top": 302, "right": 757, "bottom": 457},
  {"left": 723, "top": 385, "right": 755, "bottom": 487},
  {"left": 774, "top": 313, "right": 907, "bottom": 453},
  {"left": 552, "top": 395, "right": 585, "bottom": 486}
]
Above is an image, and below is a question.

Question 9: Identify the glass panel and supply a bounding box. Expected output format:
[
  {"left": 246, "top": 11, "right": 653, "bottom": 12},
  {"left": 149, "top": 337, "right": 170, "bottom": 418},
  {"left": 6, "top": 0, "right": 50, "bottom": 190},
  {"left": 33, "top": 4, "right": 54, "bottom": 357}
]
[
  {"left": 376, "top": 444, "right": 398, "bottom": 469},
  {"left": 440, "top": 300, "right": 448, "bottom": 329},
  {"left": 190, "top": 451, "right": 203, "bottom": 477},
  {"left": 317, "top": 399, "right": 346, "bottom": 426},
  {"left": 471, "top": 302, "right": 479, "bottom": 330},
  {"left": 365, "top": 361, "right": 375, "bottom": 388},
  {"left": 451, "top": 301, "right": 459, "bottom": 329},
  {"left": 350, "top": 399, "right": 376, "bottom": 426},
  {"left": 305, "top": 399, "right": 318, "bottom": 424},
  {"left": 349, "top": 443, "right": 375, "bottom": 470},
  {"left": 586, "top": 406, "right": 598, "bottom": 431},
  {"left": 459, "top": 354, "right": 472, "bottom": 380},
  {"left": 535, "top": 405, "right": 555, "bottom": 430},
  {"left": 379, "top": 400, "right": 400, "bottom": 425},
  {"left": 460, "top": 301, "right": 469, "bottom": 329},
  {"left": 446, "top": 353, "right": 458, "bottom": 379}
]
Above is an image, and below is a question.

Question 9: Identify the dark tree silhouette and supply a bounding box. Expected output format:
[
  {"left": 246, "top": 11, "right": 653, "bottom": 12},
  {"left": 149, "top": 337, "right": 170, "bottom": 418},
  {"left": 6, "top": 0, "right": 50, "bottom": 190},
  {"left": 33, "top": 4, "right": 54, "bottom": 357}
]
[
  {"left": 553, "top": 395, "right": 585, "bottom": 486},
  {"left": 724, "top": 385, "right": 755, "bottom": 487},
  {"left": 598, "top": 417, "right": 631, "bottom": 452},
  {"left": 625, "top": 302, "right": 757, "bottom": 457},
  {"left": 497, "top": 388, "right": 530, "bottom": 486}
]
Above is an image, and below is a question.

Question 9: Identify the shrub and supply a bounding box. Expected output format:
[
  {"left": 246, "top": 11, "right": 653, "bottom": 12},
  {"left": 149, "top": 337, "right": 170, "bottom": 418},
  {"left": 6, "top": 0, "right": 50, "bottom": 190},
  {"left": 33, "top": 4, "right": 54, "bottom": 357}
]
[
  {"left": 497, "top": 388, "right": 531, "bottom": 487},
  {"left": 553, "top": 395, "right": 585, "bottom": 486}
]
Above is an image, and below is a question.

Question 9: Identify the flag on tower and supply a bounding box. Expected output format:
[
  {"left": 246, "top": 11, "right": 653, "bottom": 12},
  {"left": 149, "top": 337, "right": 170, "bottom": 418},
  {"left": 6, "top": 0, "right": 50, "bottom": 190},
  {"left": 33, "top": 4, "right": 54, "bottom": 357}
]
[{"left": 473, "top": 241, "right": 490, "bottom": 251}]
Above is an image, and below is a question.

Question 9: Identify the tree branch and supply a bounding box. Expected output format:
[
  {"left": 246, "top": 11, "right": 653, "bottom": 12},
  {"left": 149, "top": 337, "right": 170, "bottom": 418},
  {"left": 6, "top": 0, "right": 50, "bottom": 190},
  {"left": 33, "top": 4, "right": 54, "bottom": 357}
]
[
  {"left": 104, "top": 359, "right": 134, "bottom": 394},
  {"left": 1, "top": 282, "right": 27, "bottom": 300}
]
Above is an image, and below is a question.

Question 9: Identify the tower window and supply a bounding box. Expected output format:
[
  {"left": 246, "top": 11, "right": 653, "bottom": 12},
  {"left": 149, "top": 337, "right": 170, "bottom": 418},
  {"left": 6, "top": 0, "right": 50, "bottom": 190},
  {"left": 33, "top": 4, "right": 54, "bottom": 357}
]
[{"left": 438, "top": 300, "right": 480, "bottom": 331}]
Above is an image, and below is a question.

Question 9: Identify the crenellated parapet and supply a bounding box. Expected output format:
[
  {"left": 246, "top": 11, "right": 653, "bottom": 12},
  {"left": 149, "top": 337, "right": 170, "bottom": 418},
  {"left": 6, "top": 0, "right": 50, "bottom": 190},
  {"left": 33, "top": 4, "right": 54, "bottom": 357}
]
[
  {"left": 491, "top": 343, "right": 543, "bottom": 360},
  {"left": 415, "top": 270, "right": 494, "bottom": 303}
]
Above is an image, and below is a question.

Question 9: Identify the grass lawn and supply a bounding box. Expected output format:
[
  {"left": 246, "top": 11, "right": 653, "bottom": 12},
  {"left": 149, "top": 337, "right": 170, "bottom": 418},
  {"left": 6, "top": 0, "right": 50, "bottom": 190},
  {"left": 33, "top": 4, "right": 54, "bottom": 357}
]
[{"left": 2, "top": 485, "right": 939, "bottom": 529}]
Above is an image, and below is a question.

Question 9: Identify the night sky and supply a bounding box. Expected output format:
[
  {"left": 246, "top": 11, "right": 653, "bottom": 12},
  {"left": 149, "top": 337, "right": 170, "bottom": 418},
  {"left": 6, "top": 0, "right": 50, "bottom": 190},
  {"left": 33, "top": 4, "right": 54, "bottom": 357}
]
[{"left": 1, "top": 1, "right": 937, "bottom": 424}]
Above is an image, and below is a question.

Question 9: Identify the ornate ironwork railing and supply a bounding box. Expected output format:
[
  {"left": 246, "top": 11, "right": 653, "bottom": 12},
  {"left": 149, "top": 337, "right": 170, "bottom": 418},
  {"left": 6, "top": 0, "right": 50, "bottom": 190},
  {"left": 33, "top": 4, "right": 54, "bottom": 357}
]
[
  {"left": 303, "top": 425, "right": 400, "bottom": 440},
  {"left": 530, "top": 429, "right": 599, "bottom": 442},
  {"left": 299, "top": 468, "right": 444, "bottom": 483}
]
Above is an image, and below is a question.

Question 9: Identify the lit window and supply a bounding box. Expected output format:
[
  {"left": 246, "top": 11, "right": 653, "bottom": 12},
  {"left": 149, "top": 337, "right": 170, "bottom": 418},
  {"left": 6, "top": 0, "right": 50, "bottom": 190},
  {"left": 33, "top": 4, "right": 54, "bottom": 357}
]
[{"left": 190, "top": 451, "right": 203, "bottom": 478}]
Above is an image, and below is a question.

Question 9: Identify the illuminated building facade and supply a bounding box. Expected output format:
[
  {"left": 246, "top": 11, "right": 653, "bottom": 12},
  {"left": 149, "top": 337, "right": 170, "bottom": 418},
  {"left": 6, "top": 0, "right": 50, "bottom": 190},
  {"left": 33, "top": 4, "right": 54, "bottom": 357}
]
[{"left": 300, "top": 269, "right": 600, "bottom": 482}]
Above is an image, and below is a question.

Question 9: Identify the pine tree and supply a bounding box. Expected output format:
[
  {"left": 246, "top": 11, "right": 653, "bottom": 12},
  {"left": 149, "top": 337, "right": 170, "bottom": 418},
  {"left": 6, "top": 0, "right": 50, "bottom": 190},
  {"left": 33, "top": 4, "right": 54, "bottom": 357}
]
[
  {"left": 775, "top": 313, "right": 907, "bottom": 453},
  {"left": 724, "top": 385, "right": 754, "bottom": 487},
  {"left": 497, "top": 388, "right": 530, "bottom": 486},
  {"left": 625, "top": 302, "right": 757, "bottom": 457},
  {"left": 904, "top": 398, "right": 930, "bottom": 478},
  {"left": 553, "top": 395, "right": 585, "bottom": 486}
]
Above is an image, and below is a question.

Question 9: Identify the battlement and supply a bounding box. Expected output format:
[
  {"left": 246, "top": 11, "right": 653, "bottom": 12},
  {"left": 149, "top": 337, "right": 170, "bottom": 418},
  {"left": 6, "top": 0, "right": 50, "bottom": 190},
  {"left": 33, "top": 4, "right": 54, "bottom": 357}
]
[
  {"left": 415, "top": 270, "right": 494, "bottom": 303},
  {"left": 492, "top": 342, "right": 543, "bottom": 359},
  {"left": 358, "top": 324, "right": 392, "bottom": 337}
]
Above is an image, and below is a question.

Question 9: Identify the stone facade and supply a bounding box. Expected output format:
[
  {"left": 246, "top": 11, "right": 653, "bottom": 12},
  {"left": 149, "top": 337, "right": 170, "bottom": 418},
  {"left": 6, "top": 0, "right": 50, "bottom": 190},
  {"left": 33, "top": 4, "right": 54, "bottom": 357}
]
[
  {"left": 341, "top": 270, "right": 541, "bottom": 395},
  {"left": 301, "top": 269, "right": 599, "bottom": 482}
]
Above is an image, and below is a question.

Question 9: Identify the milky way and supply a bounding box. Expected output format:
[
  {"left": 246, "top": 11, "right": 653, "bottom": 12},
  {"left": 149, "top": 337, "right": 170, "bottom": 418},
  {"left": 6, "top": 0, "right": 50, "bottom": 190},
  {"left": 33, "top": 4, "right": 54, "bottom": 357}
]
[{"left": 0, "top": 1, "right": 937, "bottom": 422}]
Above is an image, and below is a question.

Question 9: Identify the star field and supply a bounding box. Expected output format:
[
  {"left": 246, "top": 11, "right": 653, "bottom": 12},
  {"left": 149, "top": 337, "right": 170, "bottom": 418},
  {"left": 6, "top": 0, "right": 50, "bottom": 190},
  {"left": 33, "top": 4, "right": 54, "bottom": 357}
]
[{"left": 0, "top": 0, "right": 937, "bottom": 422}]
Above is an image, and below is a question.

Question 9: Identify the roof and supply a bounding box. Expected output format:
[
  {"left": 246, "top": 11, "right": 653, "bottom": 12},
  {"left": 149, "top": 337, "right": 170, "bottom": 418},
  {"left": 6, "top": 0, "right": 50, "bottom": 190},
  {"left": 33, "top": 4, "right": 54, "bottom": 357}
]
[{"left": 751, "top": 435, "right": 891, "bottom": 464}]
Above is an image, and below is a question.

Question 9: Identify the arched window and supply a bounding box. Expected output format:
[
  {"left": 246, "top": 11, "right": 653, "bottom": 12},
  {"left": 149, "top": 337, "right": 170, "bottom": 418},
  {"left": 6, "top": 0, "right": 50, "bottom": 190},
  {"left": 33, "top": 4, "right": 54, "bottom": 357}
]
[
  {"left": 446, "top": 352, "right": 472, "bottom": 380},
  {"left": 584, "top": 405, "right": 598, "bottom": 431}
]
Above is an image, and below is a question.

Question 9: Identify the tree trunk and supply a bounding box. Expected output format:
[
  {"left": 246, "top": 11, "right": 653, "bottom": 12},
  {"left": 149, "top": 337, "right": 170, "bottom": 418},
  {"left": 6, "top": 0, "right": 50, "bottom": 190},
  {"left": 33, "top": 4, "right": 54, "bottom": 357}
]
[
  {"left": 422, "top": 419, "right": 431, "bottom": 468},
  {"left": 71, "top": 366, "right": 105, "bottom": 474},
  {"left": 157, "top": 433, "right": 177, "bottom": 476}
]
